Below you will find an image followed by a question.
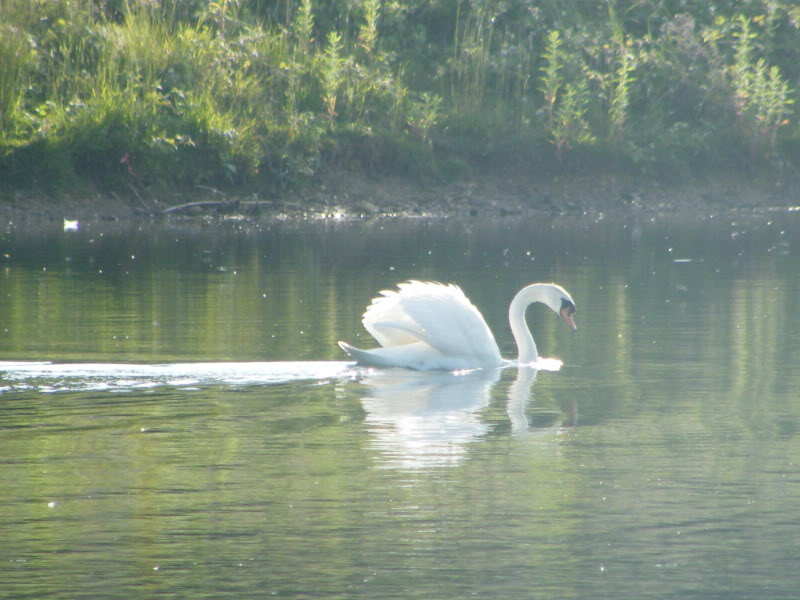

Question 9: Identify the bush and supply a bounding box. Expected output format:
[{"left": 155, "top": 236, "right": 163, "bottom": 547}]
[{"left": 0, "top": 0, "right": 798, "bottom": 196}]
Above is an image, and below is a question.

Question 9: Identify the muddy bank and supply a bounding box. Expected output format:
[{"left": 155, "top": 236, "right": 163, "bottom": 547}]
[{"left": 1, "top": 169, "right": 798, "bottom": 225}]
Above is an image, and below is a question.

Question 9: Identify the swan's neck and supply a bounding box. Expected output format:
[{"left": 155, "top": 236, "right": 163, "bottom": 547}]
[{"left": 508, "top": 285, "right": 548, "bottom": 364}]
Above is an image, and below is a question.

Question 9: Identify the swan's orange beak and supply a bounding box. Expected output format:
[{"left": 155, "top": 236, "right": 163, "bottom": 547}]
[{"left": 560, "top": 306, "right": 577, "bottom": 332}]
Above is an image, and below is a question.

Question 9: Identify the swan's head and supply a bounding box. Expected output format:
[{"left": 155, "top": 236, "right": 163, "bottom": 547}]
[
  {"left": 536, "top": 283, "right": 577, "bottom": 332},
  {"left": 559, "top": 296, "right": 577, "bottom": 331},
  {"left": 508, "top": 282, "right": 576, "bottom": 364}
]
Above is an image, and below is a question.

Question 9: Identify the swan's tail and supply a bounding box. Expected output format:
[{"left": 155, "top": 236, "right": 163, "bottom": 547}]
[
  {"left": 338, "top": 341, "right": 396, "bottom": 367},
  {"left": 338, "top": 341, "right": 382, "bottom": 366}
]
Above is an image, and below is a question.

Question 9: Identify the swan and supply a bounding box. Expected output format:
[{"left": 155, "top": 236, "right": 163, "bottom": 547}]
[{"left": 338, "top": 281, "right": 576, "bottom": 370}]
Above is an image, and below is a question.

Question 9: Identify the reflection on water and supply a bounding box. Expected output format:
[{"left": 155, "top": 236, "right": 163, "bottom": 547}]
[
  {"left": 352, "top": 360, "right": 574, "bottom": 469},
  {"left": 2, "top": 212, "right": 800, "bottom": 599},
  {"left": 0, "top": 358, "right": 574, "bottom": 470},
  {"left": 355, "top": 367, "right": 499, "bottom": 469}
]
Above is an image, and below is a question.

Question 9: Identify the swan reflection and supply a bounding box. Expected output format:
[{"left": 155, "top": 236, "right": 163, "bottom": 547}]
[
  {"left": 355, "top": 360, "right": 574, "bottom": 469},
  {"left": 507, "top": 365, "right": 577, "bottom": 435},
  {"left": 359, "top": 368, "right": 500, "bottom": 469}
]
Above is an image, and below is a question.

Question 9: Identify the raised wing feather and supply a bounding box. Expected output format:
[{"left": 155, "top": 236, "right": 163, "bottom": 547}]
[{"left": 363, "top": 281, "right": 502, "bottom": 365}]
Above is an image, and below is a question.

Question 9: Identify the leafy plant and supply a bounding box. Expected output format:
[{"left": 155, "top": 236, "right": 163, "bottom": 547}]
[
  {"left": 608, "top": 38, "right": 635, "bottom": 142},
  {"left": 731, "top": 16, "right": 794, "bottom": 151},
  {"left": 539, "top": 30, "right": 563, "bottom": 129},
  {"left": 321, "top": 31, "right": 343, "bottom": 122},
  {"left": 295, "top": 0, "right": 314, "bottom": 56},
  {"left": 406, "top": 92, "right": 441, "bottom": 145},
  {"left": 358, "top": 0, "right": 380, "bottom": 58},
  {"left": 539, "top": 30, "right": 595, "bottom": 161}
]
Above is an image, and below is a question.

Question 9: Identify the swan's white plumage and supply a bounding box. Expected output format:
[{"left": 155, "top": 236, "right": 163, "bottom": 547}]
[
  {"left": 350, "top": 281, "right": 501, "bottom": 370},
  {"left": 338, "top": 280, "right": 576, "bottom": 371}
]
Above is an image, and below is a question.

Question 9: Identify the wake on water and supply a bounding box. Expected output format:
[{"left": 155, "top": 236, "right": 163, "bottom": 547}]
[{"left": 0, "top": 361, "right": 356, "bottom": 393}]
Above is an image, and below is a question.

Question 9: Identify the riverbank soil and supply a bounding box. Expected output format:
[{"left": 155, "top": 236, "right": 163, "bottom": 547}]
[{"left": 1, "top": 168, "right": 797, "bottom": 224}]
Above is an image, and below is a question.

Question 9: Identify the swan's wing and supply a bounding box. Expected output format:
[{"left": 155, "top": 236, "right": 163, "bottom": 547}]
[
  {"left": 363, "top": 281, "right": 502, "bottom": 364},
  {"left": 364, "top": 320, "right": 424, "bottom": 346}
]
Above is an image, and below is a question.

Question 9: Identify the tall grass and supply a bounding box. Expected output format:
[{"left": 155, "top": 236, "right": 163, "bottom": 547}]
[
  {"left": 0, "top": 23, "right": 36, "bottom": 142},
  {"left": 448, "top": 0, "right": 539, "bottom": 135}
]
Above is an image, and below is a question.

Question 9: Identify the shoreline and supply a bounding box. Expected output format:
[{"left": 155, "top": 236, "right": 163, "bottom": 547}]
[{"left": 2, "top": 169, "right": 798, "bottom": 225}]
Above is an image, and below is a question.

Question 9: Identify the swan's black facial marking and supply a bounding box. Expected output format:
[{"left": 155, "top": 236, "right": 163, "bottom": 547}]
[{"left": 559, "top": 298, "right": 577, "bottom": 332}]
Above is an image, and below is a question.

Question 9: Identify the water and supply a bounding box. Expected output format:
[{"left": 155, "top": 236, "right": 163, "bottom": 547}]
[{"left": 1, "top": 210, "right": 799, "bottom": 599}]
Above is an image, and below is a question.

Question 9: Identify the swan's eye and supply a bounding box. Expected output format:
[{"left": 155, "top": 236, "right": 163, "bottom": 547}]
[{"left": 560, "top": 298, "right": 576, "bottom": 315}]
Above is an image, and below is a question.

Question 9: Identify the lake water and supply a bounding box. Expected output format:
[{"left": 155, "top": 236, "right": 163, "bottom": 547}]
[{"left": 1, "top": 209, "right": 799, "bottom": 599}]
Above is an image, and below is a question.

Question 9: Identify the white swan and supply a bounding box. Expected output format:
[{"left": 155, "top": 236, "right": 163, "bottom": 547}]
[{"left": 338, "top": 281, "right": 576, "bottom": 370}]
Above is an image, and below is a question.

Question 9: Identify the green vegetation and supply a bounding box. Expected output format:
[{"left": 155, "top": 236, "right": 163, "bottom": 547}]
[{"left": 1, "top": 0, "right": 799, "bottom": 199}]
